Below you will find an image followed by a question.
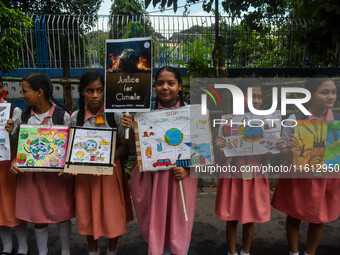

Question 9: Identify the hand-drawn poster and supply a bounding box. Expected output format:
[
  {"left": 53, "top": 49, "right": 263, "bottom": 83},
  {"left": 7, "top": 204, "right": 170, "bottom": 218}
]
[
  {"left": 16, "top": 125, "right": 69, "bottom": 171},
  {"left": 324, "top": 120, "right": 340, "bottom": 170},
  {"left": 135, "top": 105, "right": 214, "bottom": 171},
  {"left": 64, "top": 127, "right": 116, "bottom": 175},
  {"left": 294, "top": 120, "right": 328, "bottom": 168},
  {"left": 105, "top": 37, "right": 152, "bottom": 112},
  {"left": 0, "top": 103, "right": 10, "bottom": 126},
  {"left": 0, "top": 127, "right": 10, "bottom": 161},
  {"left": 218, "top": 110, "right": 281, "bottom": 157}
]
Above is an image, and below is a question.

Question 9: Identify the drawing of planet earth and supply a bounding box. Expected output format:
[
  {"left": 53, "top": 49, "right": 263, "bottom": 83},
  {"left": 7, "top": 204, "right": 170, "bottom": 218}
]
[
  {"left": 164, "top": 128, "right": 183, "bottom": 146},
  {"left": 84, "top": 139, "right": 97, "bottom": 153},
  {"left": 30, "top": 137, "right": 51, "bottom": 160},
  {"left": 119, "top": 48, "right": 139, "bottom": 72}
]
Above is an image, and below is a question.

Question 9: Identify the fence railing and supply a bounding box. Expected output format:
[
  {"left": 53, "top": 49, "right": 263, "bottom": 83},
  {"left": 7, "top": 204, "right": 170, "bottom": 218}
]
[{"left": 17, "top": 14, "right": 320, "bottom": 69}]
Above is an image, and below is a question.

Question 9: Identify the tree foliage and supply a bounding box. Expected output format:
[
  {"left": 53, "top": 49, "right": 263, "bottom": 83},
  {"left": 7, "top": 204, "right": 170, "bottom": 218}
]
[
  {"left": 221, "top": 0, "right": 290, "bottom": 31},
  {"left": 111, "top": 0, "right": 147, "bottom": 16},
  {"left": 2, "top": 0, "right": 103, "bottom": 16},
  {"left": 109, "top": 0, "right": 152, "bottom": 38},
  {"left": 292, "top": 0, "right": 340, "bottom": 66},
  {"left": 0, "top": 2, "right": 32, "bottom": 73}
]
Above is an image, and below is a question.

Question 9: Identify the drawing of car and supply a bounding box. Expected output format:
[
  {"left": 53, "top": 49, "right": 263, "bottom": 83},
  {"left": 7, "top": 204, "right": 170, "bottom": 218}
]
[{"left": 153, "top": 159, "right": 173, "bottom": 167}]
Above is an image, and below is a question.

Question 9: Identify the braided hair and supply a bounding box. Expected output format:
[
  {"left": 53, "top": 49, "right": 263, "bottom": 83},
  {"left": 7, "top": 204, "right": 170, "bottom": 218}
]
[
  {"left": 153, "top": 66, "right": 185, "bottom": 110},
  {"left": 76, "top": 70, "right": 104, "bottom": 126},
  {"left": 21, "top": 72, "right": 69, "bottom": 122}
]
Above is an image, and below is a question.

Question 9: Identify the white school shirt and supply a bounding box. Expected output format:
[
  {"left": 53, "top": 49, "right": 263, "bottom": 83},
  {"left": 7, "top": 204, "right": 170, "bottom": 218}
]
[{"left": 70, "top": 110, "right": 124, "bottom": 137}]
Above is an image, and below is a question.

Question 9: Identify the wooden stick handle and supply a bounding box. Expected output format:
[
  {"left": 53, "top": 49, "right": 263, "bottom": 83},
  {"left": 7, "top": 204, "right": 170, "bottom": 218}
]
[{"left": 179, "top": 180, "right": 188, "bottom": 222}]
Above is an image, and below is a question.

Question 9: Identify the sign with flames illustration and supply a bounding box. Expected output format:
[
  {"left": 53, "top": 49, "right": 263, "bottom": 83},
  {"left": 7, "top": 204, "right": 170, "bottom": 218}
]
[
  {"left": 105, "top": 37, "right": 152, "bottom": 112},
  {"left": 64, "top": 127, "right": 117, "bottom": 175},
  {"left": 218, "top": 111, "right": 281, "bottom": 157},
  {"left": 16, "top": 124, "right": 69, "bottom": 171},
  {"left": 134, "top": 105, "right": 214, "bottom": 171}
]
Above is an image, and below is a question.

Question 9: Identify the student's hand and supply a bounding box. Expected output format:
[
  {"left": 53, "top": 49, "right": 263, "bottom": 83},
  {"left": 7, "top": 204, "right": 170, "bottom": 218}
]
[
  {"left": 276, "top": 137, "right": 284, "bottom": 150},
  {"left": 286, "top": 134, "right": 296, "bottom": 150},
  {"left": 5, "top": 118, "right": 14, "bottom": 133},
  {"left": 216, "top": 136, "right": 226, "bottom": 152},
  {"left": 121, "top": 113, "right": 132, "bottom": 129},
  {"left": 10, "top": 160, "right": 23, "bottom": 175},
  {"left": 172, "top": 167, "right": 189, "bottom": 180},
  {"left": 277, "top": 134, "right": 296, "bottom": 159}
]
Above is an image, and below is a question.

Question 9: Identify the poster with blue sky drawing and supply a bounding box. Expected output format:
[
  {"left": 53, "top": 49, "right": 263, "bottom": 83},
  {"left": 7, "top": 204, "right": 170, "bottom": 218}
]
[
  {"left": 218, "top": 110, "right": 281, "bottom": 157},
  {"left": 324, "top": 120, "right": 340, "bottom": 170},
  {"left": 134, "top": 105, "right": 214, "bottom": 171}
]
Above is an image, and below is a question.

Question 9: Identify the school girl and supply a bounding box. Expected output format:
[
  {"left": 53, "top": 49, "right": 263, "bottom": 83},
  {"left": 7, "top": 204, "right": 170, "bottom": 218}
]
[
  {"left": 272, "top": 75, "right": 340, "bottom": 255},
  {"left": 10, "top": 73, "right": 74, "bottom": 255},
  {"left": 0, "top": 77, "right": 28, "bottom": 255},
  {"left": 129, "top": 66, "right": 198, "bottom": 255},
  {"left": 70, "top": 70, "right": 133, "bottom": 255},
  {"left": 215, "top": 79, "right": 271, "bottom": 255}
]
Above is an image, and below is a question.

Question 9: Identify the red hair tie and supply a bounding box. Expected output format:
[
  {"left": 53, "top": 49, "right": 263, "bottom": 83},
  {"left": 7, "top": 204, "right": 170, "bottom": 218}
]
[{"left": 2, "top": 89, "right": 8, "bottom": 99}]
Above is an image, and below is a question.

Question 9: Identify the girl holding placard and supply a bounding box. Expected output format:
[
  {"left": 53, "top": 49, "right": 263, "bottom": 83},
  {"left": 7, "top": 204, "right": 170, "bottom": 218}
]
[
  {"left": 127, "top": 66, "right": 198, "bottom": 255},
  {"left": 71, "top": 70, "right": 133, "bottom": 255},
  {"left": 10, "top": 73, "right": 74, "bottom": 255},
  {"left": 272, "top": 75, "right": 340, "bottom": 255},
  {"left": 0, "top": 77, "right": 28, "bottom": 255},
  {"left": 215, "top": 79, "right": 271, "bottom": 255}
]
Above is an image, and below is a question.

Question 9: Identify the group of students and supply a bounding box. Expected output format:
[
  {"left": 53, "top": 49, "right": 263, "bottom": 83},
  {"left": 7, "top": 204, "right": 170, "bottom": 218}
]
[
  {"left": 215, "top": 75, "right": 340, "bottom": 255},
  {"left": 0, "top": 67, "right": 339, "bottom": 255}
]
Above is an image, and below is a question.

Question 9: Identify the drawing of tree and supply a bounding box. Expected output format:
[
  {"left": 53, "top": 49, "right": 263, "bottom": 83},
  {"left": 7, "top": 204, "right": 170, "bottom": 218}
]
[
  {"left": 304, "top": 122, "right": 324, "bottom": 148},
  {"left": 328, "top": 121, "right": 340, "bottom": 141},
  {"left": 297, "top": 128, "right": 306, "bottom": 157}
]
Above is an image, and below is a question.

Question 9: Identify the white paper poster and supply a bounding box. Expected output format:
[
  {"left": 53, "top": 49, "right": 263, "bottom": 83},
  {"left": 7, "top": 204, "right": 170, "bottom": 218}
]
[
  {"left": 218, "top": 110, "right": 281, "bottom": 157},
  {"left": 0, "top": 127, "right": 10, "bottom": 161},
  {"left": 135, "top": 105, "right": 214, "bottom": 171},
  {"left": 69, "top": 128, "right": 113, "bottom": 165},
  {"left": 0, "top": 103, "right": 10, "bottom": 126},
  {"left": 64, "top": 127, "right": 117, "bottom": 175}
]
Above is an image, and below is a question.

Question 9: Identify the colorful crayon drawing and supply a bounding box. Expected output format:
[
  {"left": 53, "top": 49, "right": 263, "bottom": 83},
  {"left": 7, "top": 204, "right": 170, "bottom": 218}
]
[
  {"left": 324, "top": 120, "right": 340, "bottom": 170},
  {"left": 69, "top": 128, "right": 113, "bottom": 165},
  {"left": 16, "top": 125, "right": 69, "bottom": 171},
  {"left": 294, "top": 120, "right": 328, "bottom": 168},
  {"left": 64, "top": 127, "right": 116, "bottom": 175},
  {"left": 219, "top": 111, "right": 281, "bottom": 157},
  {"left": 0, "top": 127, "right": 10, "bottom": 161},
  {"left": 135, "top": 105, "right": 214, "bottom": 171}
]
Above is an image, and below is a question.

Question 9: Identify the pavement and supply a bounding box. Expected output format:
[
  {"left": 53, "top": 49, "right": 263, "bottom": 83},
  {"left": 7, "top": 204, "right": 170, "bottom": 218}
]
[{"left": 4, "top": 186, "right": 340, "bottom": 255}]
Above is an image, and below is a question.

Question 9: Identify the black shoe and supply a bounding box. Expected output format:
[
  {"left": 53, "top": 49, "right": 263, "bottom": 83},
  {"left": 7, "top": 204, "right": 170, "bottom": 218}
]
[{"left": 0, "top": 250, "right": 14, "bottom": 255}]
